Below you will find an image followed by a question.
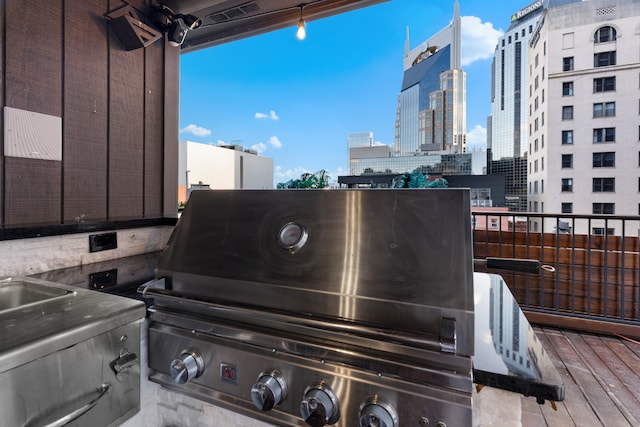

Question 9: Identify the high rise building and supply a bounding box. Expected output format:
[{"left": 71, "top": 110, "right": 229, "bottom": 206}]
[
  {"left": 527, "top": 0, "right": 640, "bottom": 235},
  {"left": 348, "top": 132, "right": 374, "bottom": 148},
  {"left": 488, "top": 0, "right": 545, "bottom": 212},
  {"left": 344, "top": 1, "right": 486, "bottom": 182},
  {"left": 395, "top": 0, "right": 466, "bottom": 156}
]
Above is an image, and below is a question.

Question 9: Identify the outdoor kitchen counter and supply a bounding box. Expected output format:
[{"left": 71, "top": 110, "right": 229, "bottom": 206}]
[
  {"left": 0, "top": 276, "right": 146, "bottom": 373},
  {"left": 473, "top": 272, "right": 565, "bottom": 404},
  {"left": 24, "top": 255, "right": 564, "bottom": 426}
]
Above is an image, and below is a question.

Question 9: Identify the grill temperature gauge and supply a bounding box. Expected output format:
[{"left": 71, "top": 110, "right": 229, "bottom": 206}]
[{"left": 277, "top": 222, "right": 308, "bottom": 253}]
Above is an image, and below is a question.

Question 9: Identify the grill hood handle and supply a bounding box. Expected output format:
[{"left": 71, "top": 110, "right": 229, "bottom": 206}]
[{"left": 474, "top": 257, "right": 555, "bottom": 274}]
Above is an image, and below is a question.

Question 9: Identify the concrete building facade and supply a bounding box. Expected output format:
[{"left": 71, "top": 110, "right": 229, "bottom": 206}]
[
  {"left": 179, "top": 141, "right": 273, "bottom": 201},
  {"left": 527, "top": 0, "right": 640, "bottom": 235}
]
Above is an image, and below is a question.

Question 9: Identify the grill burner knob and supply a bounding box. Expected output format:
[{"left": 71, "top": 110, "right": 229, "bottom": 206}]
[
  {"left": 170, "top": 348, "right": 204, "bottom": 384},
  {"left": 300, "top": 383, "right": 340, "bottom": 426},
  {"left": 358, "top": 397, "right": 399, "bottom": 427},
  {"left": 251, "top": 370, "right": 287, "bottom": 411}
]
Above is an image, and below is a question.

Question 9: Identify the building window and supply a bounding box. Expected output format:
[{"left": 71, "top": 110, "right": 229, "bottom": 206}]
[
  {"left": 562, "top": 130, "right": 574, "bottom": 145},
  {"left": 594, "top": 51, "right": 616, "bottom": 67},
  {"left": 562, "top": 154, "right": 573, "bottom": 168},
  {"left": 542, "top": 112, "right": 545, "bottom": 126},
  {"left": 593, "top": 152, "right": 615, "bottom": 167},
  {"left": 593, "top": 177, "right": 615, "bottom": 192},
  {"left": 593, "top": 128, "right": 615, "bottom": 143},
  {"left": 593, "top": 203, "right": 615, "bottom": 214},
  {"left": 542, "top": 135, "right": 545, "bottom": 148},
  {"left": 593, "top": 102, "right": 615, "bottom": 117},
  {"left": 534, "top": 139, "right": 539, "bottom": 152},
  {"left": 542, "top": 89, "right": 545, "bottom": 103},
  {"left": 594, "top": 26, "right": 617, "bottom": 43},
  {"left": 593, "top": 227, "right": 615, "bottom": 235},
  {"left": 563, "top": 57, "right": 574, "bottom": 72},
  {"left": 534, "top": 181, "right": 538, "bottom": 194},
  {"left": 562, "top": 178, "right": 573, "bottom": 192},
  {"left": 541, "top": 179, "right": 544, "bottom": 193},
  {"left": 594, "top": 76, "right": 616, "bottom": 92},
  {"left": 563, "top": 82, "right": 574, "bottom": 96},
  {"left": 561, "top": 203, "right": 573, "bottom": 213},
  {"left": 562, "top": 106, "right": 573, "bottom": 120}
]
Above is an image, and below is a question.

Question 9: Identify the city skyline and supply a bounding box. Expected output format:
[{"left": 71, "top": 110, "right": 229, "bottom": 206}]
[{"left": 179, "top": 0, "right": 529, "bottom": 185}]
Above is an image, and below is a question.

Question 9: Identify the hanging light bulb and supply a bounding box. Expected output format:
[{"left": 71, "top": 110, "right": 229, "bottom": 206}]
[{"left": 296, "top": 4, "right": 306, "bottom": 40}]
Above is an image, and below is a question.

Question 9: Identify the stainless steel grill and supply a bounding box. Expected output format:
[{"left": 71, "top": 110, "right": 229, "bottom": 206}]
[{"left": 144, "top": 189, "right": 475, "bottom": 426}]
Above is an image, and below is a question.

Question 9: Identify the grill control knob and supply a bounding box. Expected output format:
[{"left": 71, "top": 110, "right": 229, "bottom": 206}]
[
  {"left": 358, "top": 397, "right": 399, "bottom": 427},
  {"left": 170, "top": 348, "right": 204, "bottom": 384},
  {"left": 251, "top": 370, "right": 287, "bottom": 411},
  {"left": 300, "top": 383, "right": 340, "bottom": 427}
]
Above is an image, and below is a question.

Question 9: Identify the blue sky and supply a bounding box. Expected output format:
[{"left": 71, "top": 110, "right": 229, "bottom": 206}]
[{"left": 179, "top": 0, "right": 533, "bottom": 185}]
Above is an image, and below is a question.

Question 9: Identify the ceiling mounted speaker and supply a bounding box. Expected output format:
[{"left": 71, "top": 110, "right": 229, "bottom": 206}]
[{"left": 106, "top": 5, "right": 162, "bottom": 50}]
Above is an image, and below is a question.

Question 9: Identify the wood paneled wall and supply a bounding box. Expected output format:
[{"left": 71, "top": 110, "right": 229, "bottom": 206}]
[{"left": 0, "top": 0, "right": 178, "bottom": 227}]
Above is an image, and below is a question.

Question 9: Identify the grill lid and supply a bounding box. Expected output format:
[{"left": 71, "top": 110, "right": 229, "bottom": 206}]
[{"left": 157, "top": 189, "right": 474, "bottom": 356}]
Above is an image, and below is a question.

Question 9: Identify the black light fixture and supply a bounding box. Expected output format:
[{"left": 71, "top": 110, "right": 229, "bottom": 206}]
[
  {"left": 296, "top": 4, "right": 306, "bottom": 40},
  {"left": 154, "top": 4, "right": 202, "bottom": 47},
  {"left": 106, "top": 5, "right": 163, "bottom": 51}
]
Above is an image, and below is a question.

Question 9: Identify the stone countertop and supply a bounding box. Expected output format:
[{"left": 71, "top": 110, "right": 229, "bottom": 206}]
[{"left": 473, "top": 272, "right": 564, "bottom": 403}]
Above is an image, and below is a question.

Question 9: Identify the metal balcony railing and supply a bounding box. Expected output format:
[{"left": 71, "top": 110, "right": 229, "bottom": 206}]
[{"left": 472, "top": 211, "right": 640, "bottom": 335}]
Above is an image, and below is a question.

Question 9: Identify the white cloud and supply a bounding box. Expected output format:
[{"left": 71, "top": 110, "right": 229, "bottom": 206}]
[
  {"left": 251, "top": 142, "right": 267, "bottom": 153},
  {"left": 274, "top": 166, "right": 311, "bottom": 184},
  {"left": 269, "top": 136, "right": 283, "bottom": 148},
  {"left": 180, "top": 124, "right": 212, "bottom": 137},
  {"left": 461, "top": 16, "right": 503, "bottom": 66},
  {"left": 466, "top": 124, "right": 487, "bottom": 150},
  {"left": 255, "top": 110, "right": 280, "bottom": 120}
]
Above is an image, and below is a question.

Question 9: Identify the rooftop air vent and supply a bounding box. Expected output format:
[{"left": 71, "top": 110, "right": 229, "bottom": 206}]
[{"left": 207, "top": 1, "right": 261, "bottom": 24}]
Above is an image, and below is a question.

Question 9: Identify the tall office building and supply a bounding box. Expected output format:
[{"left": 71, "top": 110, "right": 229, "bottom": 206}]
[
  {"left": 344, "top": 1, "right": 486, "bottom": 182},
  {"left": 395, "top": 0, "right": 466, "bottom": 156},
  {"left": 528, "top": 0, "right": 640, "bottom": 235},
  {"left": 488, "top": 0, "right": 545, "bottom": 211}
]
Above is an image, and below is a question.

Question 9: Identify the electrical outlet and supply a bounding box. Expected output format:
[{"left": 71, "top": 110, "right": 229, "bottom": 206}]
[{"left": 89, "top": 232, "right": 117, "bottom": 252}]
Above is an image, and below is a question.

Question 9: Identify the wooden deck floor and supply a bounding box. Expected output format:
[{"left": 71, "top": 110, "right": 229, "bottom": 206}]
[{"left": 521, "top": 327, "right": 640, "bottom": 427}]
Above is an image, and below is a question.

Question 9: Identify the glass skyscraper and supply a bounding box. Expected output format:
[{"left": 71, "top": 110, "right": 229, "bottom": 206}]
[
  {"left": 488, "top": 1, "right": 545, "bottom": 211},
  {"left": 395, "top": 0, "right": 466, "bottom": 156}
]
